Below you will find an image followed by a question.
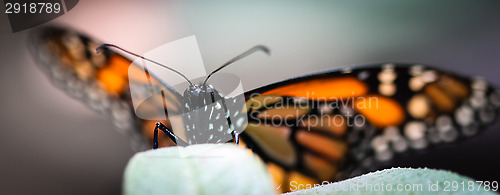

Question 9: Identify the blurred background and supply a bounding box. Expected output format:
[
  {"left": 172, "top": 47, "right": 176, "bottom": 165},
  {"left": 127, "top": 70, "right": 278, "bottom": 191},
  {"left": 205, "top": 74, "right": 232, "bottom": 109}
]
[{"left": 1, "top": 0, "right": 499, "bottom": 194}]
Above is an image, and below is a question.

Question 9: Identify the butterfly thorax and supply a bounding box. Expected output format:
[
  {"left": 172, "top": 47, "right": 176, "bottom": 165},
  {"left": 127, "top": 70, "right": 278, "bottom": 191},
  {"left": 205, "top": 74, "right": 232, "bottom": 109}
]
[{"left": 179, "top": 85, "right": 234, "bottom": 144}]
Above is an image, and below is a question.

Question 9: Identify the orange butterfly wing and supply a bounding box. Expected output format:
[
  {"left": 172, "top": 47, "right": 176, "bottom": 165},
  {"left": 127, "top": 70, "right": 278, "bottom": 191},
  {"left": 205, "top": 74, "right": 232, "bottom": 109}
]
[
  {"left": 29, "top": 26, "right": 182, "bottom": 149},
  {"left": 242, "top": 64, "right": 499, "bottom": 192}
]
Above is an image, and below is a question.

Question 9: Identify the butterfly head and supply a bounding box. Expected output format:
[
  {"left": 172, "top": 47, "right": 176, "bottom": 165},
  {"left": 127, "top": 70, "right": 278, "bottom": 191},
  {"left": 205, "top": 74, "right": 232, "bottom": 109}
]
[{"left": 182, "top": 84, "right": 224, "bottom": 111}]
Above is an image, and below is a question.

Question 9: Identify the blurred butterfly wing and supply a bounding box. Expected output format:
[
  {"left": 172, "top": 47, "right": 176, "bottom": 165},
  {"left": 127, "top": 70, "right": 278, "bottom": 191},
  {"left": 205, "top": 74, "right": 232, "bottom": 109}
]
[
  {"left": 241, "top": 64, "right": 500, "bottom": 192},
  {"left": 28, "top": 26, "right": 183, "bottom": 150}
]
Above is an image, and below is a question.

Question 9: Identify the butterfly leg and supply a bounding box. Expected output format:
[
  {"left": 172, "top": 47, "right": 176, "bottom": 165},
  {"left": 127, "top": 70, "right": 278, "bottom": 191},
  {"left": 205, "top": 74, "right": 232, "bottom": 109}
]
[
  {"left": 231, "top": 131, "right": 240, "bottom": 145},
  {"left": 153, "top": 122, "right": 181, "bottom": 149}
]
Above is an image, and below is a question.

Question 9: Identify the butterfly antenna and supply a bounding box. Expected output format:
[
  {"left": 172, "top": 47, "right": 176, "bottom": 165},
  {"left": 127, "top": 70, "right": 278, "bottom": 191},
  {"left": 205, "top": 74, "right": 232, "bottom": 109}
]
[
  {"left": 202, "top": 45, "right": 270, "bottom": 86},
  {"left": 96, "top": 44, "right": 194, "bottom": 87}
]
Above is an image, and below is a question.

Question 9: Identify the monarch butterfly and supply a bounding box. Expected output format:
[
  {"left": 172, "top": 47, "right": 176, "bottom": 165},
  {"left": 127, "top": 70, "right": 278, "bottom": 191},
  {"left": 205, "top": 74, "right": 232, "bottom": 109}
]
[{"left": 29, "top": 26, "right": 499, "bottom": 192}]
